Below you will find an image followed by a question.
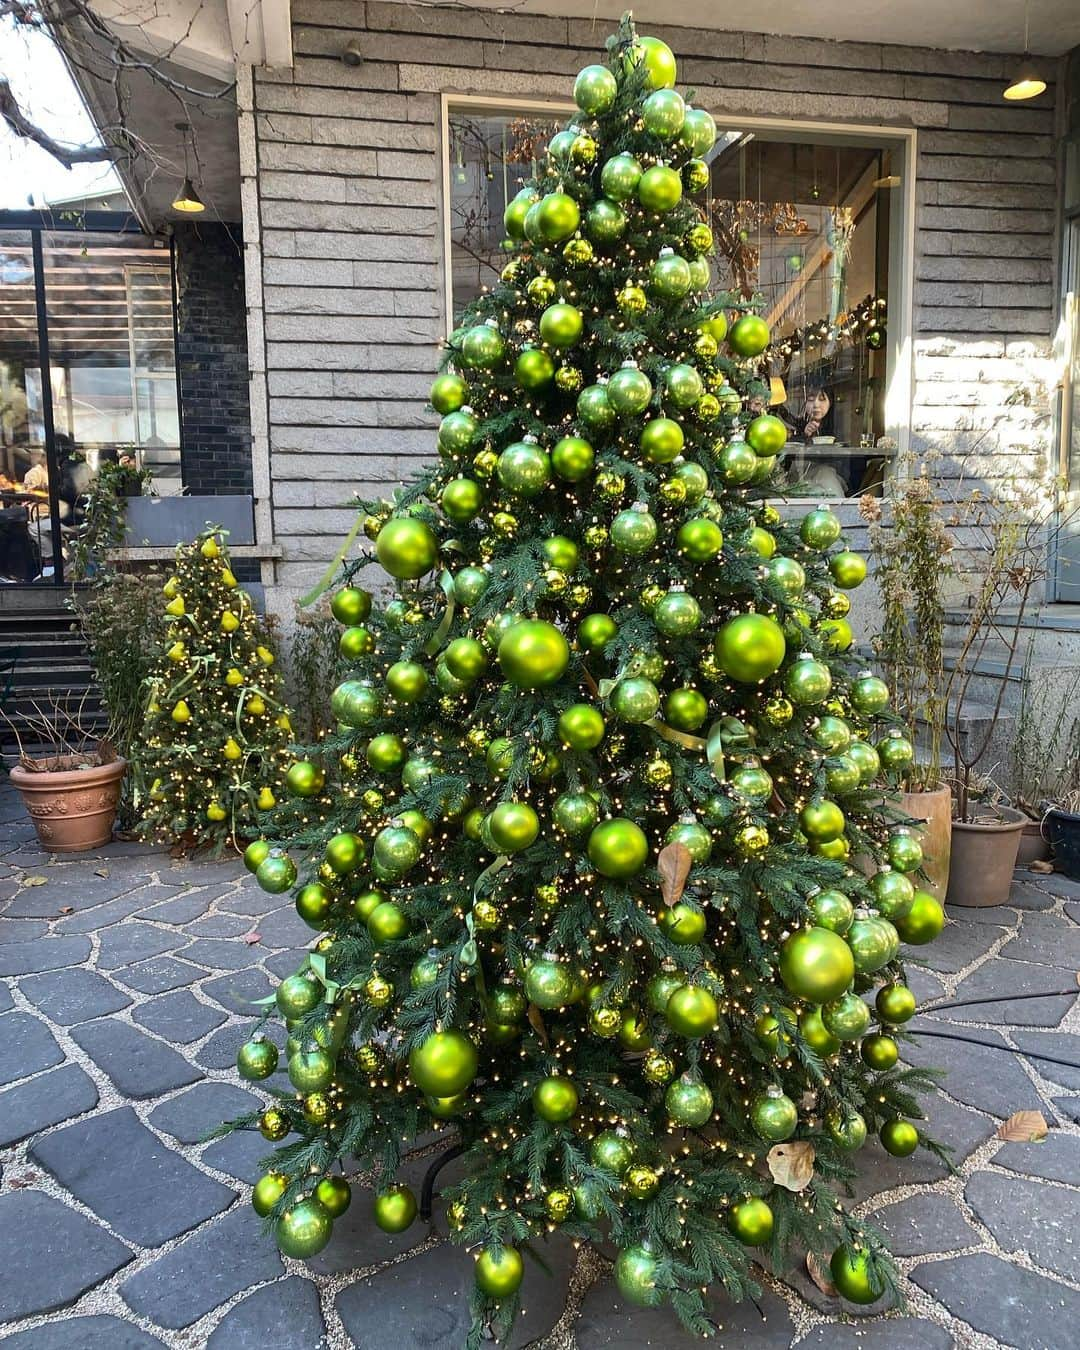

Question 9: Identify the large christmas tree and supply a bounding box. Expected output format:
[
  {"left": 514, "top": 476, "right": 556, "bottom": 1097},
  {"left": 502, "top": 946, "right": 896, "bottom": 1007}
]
[{"left": 231, "top": 16, "right": 945, "bottom": 1337}]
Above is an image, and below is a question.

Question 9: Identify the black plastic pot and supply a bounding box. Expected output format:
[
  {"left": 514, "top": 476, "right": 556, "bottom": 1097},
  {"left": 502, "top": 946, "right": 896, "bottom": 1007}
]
[{"left": 1046, "top": 808, "right": 1080, "bottom": 881}]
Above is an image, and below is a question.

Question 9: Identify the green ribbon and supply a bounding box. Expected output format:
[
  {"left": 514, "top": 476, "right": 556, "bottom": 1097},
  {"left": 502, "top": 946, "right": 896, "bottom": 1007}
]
[
  {"left": 298, "top": 508, "right": 365, "bottom": 608},
  {"left": 462, "top": 855, "right": 510, "bottom": 969},
  {"left": 423, "top": 571, "right": 457, "bottom": 657}
]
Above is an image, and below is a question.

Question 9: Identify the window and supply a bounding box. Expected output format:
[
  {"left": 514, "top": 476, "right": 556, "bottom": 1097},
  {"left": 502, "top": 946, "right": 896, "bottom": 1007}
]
[{"left": 444, "top": 102, "right": 911, "bottom": 499}]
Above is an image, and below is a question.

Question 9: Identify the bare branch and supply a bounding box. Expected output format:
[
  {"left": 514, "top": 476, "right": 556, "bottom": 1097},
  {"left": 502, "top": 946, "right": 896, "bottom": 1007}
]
[{"left": 0, "top": 73, "right": 120, "bottom": 167}]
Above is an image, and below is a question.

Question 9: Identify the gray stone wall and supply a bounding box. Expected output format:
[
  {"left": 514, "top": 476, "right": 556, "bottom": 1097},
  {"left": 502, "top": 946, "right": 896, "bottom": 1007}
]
[{"left": 247, "top": 1, "right": 1060, "bottom": 611}]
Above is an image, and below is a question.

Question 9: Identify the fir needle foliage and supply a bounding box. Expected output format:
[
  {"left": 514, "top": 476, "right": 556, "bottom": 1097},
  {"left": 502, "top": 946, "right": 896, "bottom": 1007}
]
[{"left": 225, "top": 15, "right": 943, "bottom": 1338}]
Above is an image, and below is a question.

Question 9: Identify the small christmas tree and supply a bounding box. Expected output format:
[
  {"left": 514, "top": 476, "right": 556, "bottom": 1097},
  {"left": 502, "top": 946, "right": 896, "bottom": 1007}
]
[
  {"left": 227, "top": 17, "right": 945, "bottom": 1338},
  {"left": 136, "top": 529, "right": 292, "bottom": 852}
]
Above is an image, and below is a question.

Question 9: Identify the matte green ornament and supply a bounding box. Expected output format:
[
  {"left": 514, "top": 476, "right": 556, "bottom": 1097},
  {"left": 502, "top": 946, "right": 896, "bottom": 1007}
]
[
  {"left": 675, "top": 460, "right": 709, "bottom": 502},
  {"left": 552, "top": 791, "right": 599, "bottom": 836},
  {"left": 728, "top": 313, "right": 771, "bottom": 357},
  {"left": 611, "top": 504, "right": 658, "bottom": 554},
  {"left": 814, "top": 715, "right": 852, "bottom": 753},
  {"left": 440, "top": 477, "right": 482, "bottom": 525},
  {"left": 409, "top": 1030, "right": 478, "bottom": 1097},
  {"left": 812, "top": 888, "right": 855, "bottom": 934},
  {"left": 376, "top": 517, "right": 438, "bottom": 580},
  {"left": 895, "top": 890, "right": 945, "bottom": 945},
  {"left": 430, "top": 371, "right": 468, "bottom": 414},
  {"left": 578, "top": 612, "right": 617, "bottom": 652},
  {"left": 488, "top": 801, "right": 539, "bottom": 853},
  {"left": 746, "top": 413, "right": 787, "bottom": 457},
  {"left": 503, "top": 186, "right": 538, "bottom": 240},
  {"left": 373, "top": 1183, "right": 418, "bottom": 1234},
  {"left": 779, "top": 926, "right": 855, "bottom": 1003},
  {"left": 870, "top": 868, "right": 915, "bottom": 919},
  {"left": 558, "top": 702, "right": 605, "bottom": 749},
  {"left": 618, "top": 1010, "right": 651, "bottom": 1050},
  {"left": 764, "top": 555, "right": 805, "bottom": 598},
  {"left": 514, "top": 346, "right": 555, "bottom": 390},
  {"left": 373, "top": 823, "right": 422, "bottom": 874},
  {"left": 861, "top": 1032, "right": 899, "bottom": 1070},
  {"left": 830, "top": 550, "right": 867, "bottom": 588},
  {"left": 385, "top": 661, "right": 428, "bottom": 705},
  {"left": 650, "top": 250, "right": 691, "bottom": 299},
  {"left": 585, "top": 197, "right": 627, "bottom": 242},
  {"left": 639, "top": 416, "right": 684, "bottom": 463},
  {"left": 607, "top": 362, "right": 653, "bottom": 415},
  {"left": 611, "top": 676, "right": 660, "bottom": 723},
  {"left": 497, "top": 440, "right": 551, "bottom": 497},
  {"left": 551, "top": 434, "right": 595, "bottom": 481},
  {"left": 539, "top": 301, "right": 584, "bottom": 349},
  {"left": 654, "top": 589, "right": 701, "bottom": 636},
  {"left": 822, "top": 991, "right": 871, "bottom": 1041},
  {"left": 532, "top": 1076, "right": 579, "bottom": 1122},
  {"left": 587, "top": 818, "right": 649, "bottom": 877},
  {"left": 286, "top": 761, "right": 325, "bottom": 799},
  {"left": 786, "top": 654, "right": 833, "bottom": 705},
  {"left": 366, "top": 733, "right": 406, "bottom": 774},
  {"left": 846, "top": 738, "right": 881, "bottom": 783},
  {"left": 822, "top": 617, "right": 854, "bottom": 651},
  {"left": 664, "top": 362, "right": 704, "bottom": 408},
  {"left": 296, "top": 882, "right": 332, "bottom": 929},
  {"left": 800, "top": 506, "right": 842, "bottom": 550},
  {"left": 876, "top": 982, "right": 917, "bottom": 1024},
  {"left": 665, "top": 1074, "right": 713, "bottom": 1126},
  {"left": 574, "top": 62, "right": 617, "bottom": 114},
  {"left": 237, "top": 1037, "right": 279, "bottom": 1081},
  {"left": 324, "top": 832, "right": 364, "bottom": 874},
  {"left": 826, "top": 1107, "right": 868, "bottom": 1150},
  {"left": 461, "top": 321, "right": 505, "bottom": 369},
  {"left": 498, "top": 619, "right": 570, "bottom": 688},
  {"left": 659, "top": 900, "right": 707, "bottom": 944},
  {"left": 541, "top": 534, "right": 579, "bottom": 572},
  {"left": 665, "top": 687, "right": 708, "bottom": 730},
  {"left": 638, "top": 163, "right": 682, "bottom": 212},
  {"left": 536, "top": 191, "right": 580, "bottom": 242},
  {"left": 830, "top": 1246, "right": 886, "bottom": 1305},
  {"left": 716, "top": 613, "right": 786, "bottom": 683},
  {"left": 600, "top": 152, "right": 642, "bottom": 201},
  {"left": 718, "top": 439, "right": 758, "bottom": 483},
  {"left": 525, "top": 954, "right": 579, "bottom": 1010},
  {"left": 614, "top": 1244, "right": 662, "bottom": 1308},
  {"left": 826, "top": 755, "right": 861, "bottom": 797},
  {"left": 642, "top": 87, "right": 685, "bottom": 139},
  {"left": 675, "top": 517, "right": 722, "bottom": 563},
  {"left": 752, "top": 1086, "right": 798, "bottom": 1141},
  {"left": 275, "top": 1198, "right": 333, "bottom": 1258},
  {"left": 728, "top": 1197, "right": 774, "bottom": 1246},
  {"left": 800, "top": 798, "right": 846, "bottom": 842},
  {"left": 252, "top": 1171, "right": 288, "bottom": 1217},
  {"left": 799, "top": 1006, "right": 841, "bottom": 1056},
  {"left": 665, "top": 984, "right": 719, "bottom": 1037},
  {"left": 367, "top": 900, "right": 408, "bottom": 943},
  {"left": 453, "top": 565, "right": 489, "bottom": 607},
  {"left": 624, "top": 33, "right": 677, "bottom": 88}
]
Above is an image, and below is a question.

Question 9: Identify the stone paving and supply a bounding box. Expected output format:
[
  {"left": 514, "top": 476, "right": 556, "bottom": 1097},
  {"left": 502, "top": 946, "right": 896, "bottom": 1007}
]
[{"left": 1, "top": 782, "right": 1080, "bottom": 1350}]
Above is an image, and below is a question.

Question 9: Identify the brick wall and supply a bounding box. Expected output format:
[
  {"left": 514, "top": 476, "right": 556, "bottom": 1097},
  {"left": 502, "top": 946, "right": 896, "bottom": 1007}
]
[
  {"left": 248, "top": 1, "right": 1061, "bottom": 610},
  {"left": 174, "top": 221, "right": 254, "bottom": 497}
]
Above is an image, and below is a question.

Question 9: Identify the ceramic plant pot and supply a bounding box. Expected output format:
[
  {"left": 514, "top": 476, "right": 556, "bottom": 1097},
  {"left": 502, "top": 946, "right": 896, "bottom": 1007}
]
[
  {"left": 946, "top": 805, "right": 1026, "bottom": 907},
  {"left": 1016, "top": 819, "right": 1052, "bottom": 868},
  {"left": 10, "top": 755, "right": 127, "bottom": 853},
  {"left": 899, "top": 783, "right": 952, "bottom": 901}
]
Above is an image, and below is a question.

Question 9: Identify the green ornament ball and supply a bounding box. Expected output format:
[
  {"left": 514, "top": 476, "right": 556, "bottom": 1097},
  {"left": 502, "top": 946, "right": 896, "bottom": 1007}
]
[
  {"left": 665, "top": 687, "right": 708, "bottom": 730},
  {"left": 386, "top": 661, "right": 429, "bottom": 704},
  {"left": 650, "top": 250, "right": 691, "bottom": 299},
  {"left": 366, "top": 733, "right": 407, "bottom": 774},
  {"left": 800, "top": 798, "right": 846, "bottom": 842},
  {"left": 574, "top": 62, "right": 617, "bottom": 115},
  {"left": 376, "top": 517, "right": 438, "bottom": 580},
  {"left": 577, "top": 382, "right": 615, "bottom": 431},
  {"left": 514, "top": 346, "right": 555, "bottom": 390},
  {"left": 275, "top": 1198, "right": 333, "bottom": 1258},
  {"left": 779, "top": 926, "right": 855, "bottom": 1004},
  {"left": 476, "top": 1245, "right": 524, "bottom": 1299},
  {"left": 296, "top": 882, "right": 332, "bottom": 929},
  {"left": 539, "top": 301, "right": 584, "bottom": 349},
  {"left": 498, "top": 619, "right": 570, "bottom": 688},
  {"left": 624, "top": 34, "right": 677, "bottom": 89},
  {"left": 822, "top": 991, "right": 871, "bottom": 1041},
  {"left": 503, "top": 187, "right": 538, "bottom": 239},
  {"left": 430, "top": 371, "right": 468, "bottom": 415},
  {"left": 826, "top": 754, "right": 861, "bottom": 797},
  {"left": 830, "top": 550, "right": 867, "bottom": 589},
  {"left": 288, "top": 1048, "right": 333, "bottom": 1094},
  {"left": 665, "top": 1074, "right": 714, "bottom": 1127},
  {"left": 728, "top": 313, "right": 771, "bottom": 357},
  {"left": 551, "top": 434, "right": 595, "bottom": 481},
  {"left": 659, "top": 900, "right": 707, "bottom": 944},
  {"left": 746, "top": 413, "right": 787, "bottom": 457},
  {"left": 664, "top": 819, "right": 712, "bottom": 863},
  {"left": 751, "top": 1087, "right": 798, "bottom": 1141},
  {"left": 497, "top": 440, "right": 551, "bottom": 497},
  {"left": 525, "top": 955, "right": 578, "bottom": 1010},
  {"left": 536, "top": 190, "right": 580, "bottom": 243},
  {"left": 252, "top": 1170, "right": 288, "bottom": 1216},
  {"left": 315, "top": 1175, "right": 351, "bottom": 1219},
  {"left": 876, "top": 981, "right": 917, "bottom": 1024},
  {"left": 453, "top": 565, "right": 490, "bottom": 607},
  {"left": 256, "top": 852, "right": 297, "bottom": 895},
  {"left": 862, "top": 1032, "right": 899, "bottom": 1071},
  {"left": 367, "top": 900, "right": 408, "bottom": 944},
  {"left": 888, "top": 830, "right": 924, "bottom": 873},
  {"left": 786, "top": 654, "right": 833, "bottom": 705},
  {"left": 881, "top": 1118, "right": 920, "bottom": 1157},
  {"left": 812, "top": 889, "right": 855, "bottom": 934},
  {"left": 681, "top": 106, "right": 717, "bottom": 156},
  {"left": 325, "top": 831, "right": 365, "bottom": 874},
  {"left": 800, "top": 506, "right": 842, "bottom": 550},
  {"left": 607, "top": 362, "right": 653, "bottom": 415},
  {"left": 830, "top": 1246, "right": 886, "bottom": 1306},
  {"left": 728, "top": 1197, "right": 774, "bottom": 1246},
  {"left": 409, "top": 1031, "right": 478, "bottom": 1098},
  {"left": 850, "top": 672, "right": 890, "bottom": 716},
  {"left": 591, "top": 1129, "right": 635, "bottom": 1174},
  {"left": 675, "top": 460, "right": 708, "bottom": 502},
  {"left": 877, "top": 731, "right": 916, "bottom": 772},
  {"left": 601, "top": 152, "right": 643, "bottom": 201},
  {"left": 444, "top": 636, "right": 488, "bottom": 682},
  {"left": 533, "top": 1076, "right": 579, "bottom": 1123},
  {"left": 826, "top": 1108, "right": 868, "bottom": 1151},
  {"left": 461, "top": 321, "right": 505, "bottom": 369},
  {"left": 665, "top": 362, "right": 704, "bottom": 408},
  {"left": 488, "top": 801, "right": 539, "bottom": 853},
  {"left": 847, "top": 738, "right": 881, "bottom": 784},
  {"left": 286, "top": 760, "right": 324, "bottom": 799},
  {"left": 639, "top": 416, "right": 684, "bottom": 464},
  {"left": 587, "top": 818, "right": 649, "bottom": 877},
  {"left": 552, "top": 791, "right": 598, "bottom": 836},
  {"left": 764, "top": 555, "right": 805, "bottom": 598},
  {"left": 642, "top": 87, "right": 685, "bottom": 139},
  {"left": 237, "top": 1037, "right": 278, "bottom": 1081},
  {"left": 654, "top": 589, "right": 701, "bottom": 636},
  {"left": 440, "top": 477, "right": 482, "bottom": 525},
  {"left": 637, "top": 164, "right": 682, "bottom": 213},
  {"left": 715, "top": 613, "right": 786, "bottom": 683},
  {"left": 578, "top": 612, "right": 617, "bottom": 652},
  {"left": 558, "top": 702, "right": 605, "bottom": 750},
  {"left": 612, "top": 505, "right": 658, "bottom": 554},
  {"left": 665, "top": 984, "right": 719, "bottom": 1038},
  {"left": 894, "top": 890, "right": 945, "bottom": 945},
  {"left": 373, "top": 1183, "right": 418, "bottom": 1234},
  {"left": 372, "top": 823, "right": 421, "bottom": 874},
  {"left": 847, "top": 915, "right": 895, "bottom": 974},
  {"left": 870, "top": 868, "right": 915, "bottom": 920},
  {"left": 276, "top": 972, "right": 321, "bottom": 1019},
  {"left": 611, "top": 676, "right": 660, "bottom": 724},
  {"left": 586, "top": 197, "right": 628, "bottom": 243},
  {"left": 718, "top": 439, "right": 758, "bottom": 483},
  {"left": 799, "top": 1006, "right": 841, "bottom": 1056},
  {"left": 614, "top": 1244, "right": 663, "bottom": 1308}
]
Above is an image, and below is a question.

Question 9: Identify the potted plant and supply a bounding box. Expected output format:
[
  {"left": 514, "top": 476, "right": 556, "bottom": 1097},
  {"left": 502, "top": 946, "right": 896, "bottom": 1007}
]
[
  {"left": 1008, "top": 665, "right": 1080, "bottom": 866},
  {"left": 1045, "top": 789, "right": 1080, "bottom": 880},
  {"left": 5, "top": 700, "right": 126, "bottom": 852},
  {"left": 865, "top": 458, "right": 954, "bottom": 899},
  {"left": 69, "top": 459, "right": 151, "bottom": 579}
]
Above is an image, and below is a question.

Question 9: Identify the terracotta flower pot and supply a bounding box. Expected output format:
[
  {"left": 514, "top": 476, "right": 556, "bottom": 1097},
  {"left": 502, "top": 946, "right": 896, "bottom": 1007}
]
[
  {"left": 946, "top": 805, "right": 1026, "bottom": 907},
  {"left": 1016, "top": 819, "right": 1052, "bottom": 868},
  {"left": 10, "top": 755, "right": 127, "bottom": 853},
  {"left": 899, "top": 784, "right": 952, "bottom": 902}
]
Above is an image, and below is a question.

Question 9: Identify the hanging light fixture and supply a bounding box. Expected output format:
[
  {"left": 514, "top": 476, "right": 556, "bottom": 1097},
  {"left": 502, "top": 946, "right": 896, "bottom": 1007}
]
[
  {"left": 1003, "top": 2, "right": 1046, "bottom": 100},
  {"left": 171, "top": 122, "right": 205, "bottom": 213}
]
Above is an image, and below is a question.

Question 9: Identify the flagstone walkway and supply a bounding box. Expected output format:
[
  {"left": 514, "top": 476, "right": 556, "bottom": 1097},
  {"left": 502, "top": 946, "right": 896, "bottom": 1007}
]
[{"left": 1, "top": 781, "right": 1079, "bottom": 1349}]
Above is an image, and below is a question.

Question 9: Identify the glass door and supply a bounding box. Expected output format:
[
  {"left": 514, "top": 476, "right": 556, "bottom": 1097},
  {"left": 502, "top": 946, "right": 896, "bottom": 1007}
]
[{"left": 1055, "top": 215, "right": 1080, "bottom": 602}]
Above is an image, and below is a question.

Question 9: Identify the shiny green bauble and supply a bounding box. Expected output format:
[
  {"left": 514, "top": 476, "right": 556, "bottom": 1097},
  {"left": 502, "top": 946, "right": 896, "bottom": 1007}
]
[
  {"left": 728, "top": 313, "right": 771, "bottom": 357},
  {"left": 330, "top": 585, "right": 372, "bottom": 628},
  {"left": 275, "top": 1198, "right": 333, "bottom": 1258},
  {"left": 443, "top": 637, "right": 487, "bottom": 682},
  {"left": 728, "top": 1197, "right": 774, "bottom": 1246},
  {"left": 547, "top": 128, "right": 576, "bottom": 160},
  {"left": 558, "top": 702, "right": 605, "bottom": 750},
  {"left": 539, "top": 302, "right": 584, "bottom": 349},
  {"left": 716, "top": 613, "right": 786, "bottom": 683},
  {"left": 830, "top": 1246, "right": 886, "bottom": 1306},
  {"left": 870, "top": 869, "right": 916, "bottom": 920},
  {"left": 666, "top": 1074, "right": 714, "bottom": 1127},
  {"left": 286, "top": 1045, "right": 331, "bottom": 1092},
  {"left": 665, "top": 984, "right": 719, "bottom": 1038},
  {"left": 624, "top": 33, "right": 677, "bottom": 88},
  {"left": 612, "top": 505, "right": 658, "bottom": 554},
  {"left": 587, "top": 818, "right": 649, "bottom": 877},
  {"left": 435, "top": 660, "right": 469, "bottom": 696},
  {"left": 525, "top": 955, "right": 578, "bottom": 1010},
  {"left": 385, "top": 661, "right": 429, "bottom": 705},
  {"left": 551, "top": 434, "right": 595, "bottom": 482},
  {"left": 688, "top": 257, "right": 711, "bottom": 293},
  {"left": 296, "top": 882, "right": 332, "bottom": 929},
  {"left": 877, "top": 982, "right": 917, "bottom": 1024},
  {"left": 237, "top": 1037, "right": 279, "bottom": 1081},
  {"left": 367, "top": 900, "right": 408, "bottom": 944},
  {"left": 830, "top": 549, "right": 867, "bottom": 588},
  {"left": 574, "top": 61, "right": 617, "bottom": 114},
  {"left": 812, "top": 888, "right": 855, "bottom": 934},
  {"left": 654, "top": 590, "right": 702, "bottom": 637},
  {"left": 243, "top": 839, "right": 270, "bottom": 874},
  {"left": 847, "top": 738, "right": 881, "bottom": 784},
  {"left": 503, "top": 187, "right": 538, "bottom": 239},
  {"left": 822, "top": 617, "right": 854, "bottom": 652},
  {"left": 542, "top": 535, "right": 579, "bottom": 572},
  {"left": 624, "top": 1165, "right": 660, "bottom": 1201},
  {"left": 754, "top": 1012, "right": 790, "bottom": 1057},
  {"left": 888, "top": 830, "right": 924, "bottom": 873},
  {"left": 409, "top": 1030, "right": 478, "bottom": 1098},
  {"left": 314, "top": 1175, "right": 351, "bottom": 1219},
  {"left": 373, "top": 1183, "right": 418, "bottom": 1234},
  {"left": 826, "top": 1108, "right": 868, "bottom": 1151},
  {"left": 591, "top": 1129, "right": 635, "bottom": 1175},
  {"left": 895, "top": 890, "right": 946, "bottom": 945},
  {"left": 862, "top": 1032, "right": 899, "bottom": 1071},
  {"left": 536, "top": 190, "right": 580, "bottom": 243},
  {"left": 659, "top": 900, "right": 707, "bottom": 945},
  {"left": 430, "top": 371, "right": 468, "bottom": 415},
  {"left": 800, "top": 798, "right": 846, "bottom": 843},
  {"left": 664, "top": 819, "right": 712, "bottom": 863},
  {"left": 488, "top": 984, "right": 526, "bottom": 1024},
  {"left": 607, "top": 363, "right": 653, "bottom": 415},
  {"left": 718, "top": 439, "right": 758, "bottom": 483},
  {"left": 526, "top": 273, "right": 557, "bottom": 306},
  {"left": 577, "top": 383, "right": 615, "bottom": 432},
  {"left": 611, "top": 676, "right": 660, "bottom": 724},
  {"left": 675, "top": 460, "right": 708, "bottom": 503},
  {"left": 745, "top": 414, "right": 787, "bottom": 458},
  {"left": 498, "top": 619, "right": 569, "bottom": 688},
  {"left": 639, "top": 416, "right": 684, "bottom": 464},
  {"left": 589, "top": 1003, "right": 620, "bottom": 1037},
  {"left": 565, "top": 233, "right": 594, "bottom": 264},
  {"left": 366, "top": 733, "right": 407, "bottom": 774},
  {"left": 642, "top": 87, "right": 685, "bottom": 139},
  {"left": 851, "top": 672, "right": 890, "bottom": 716},
  {"left": 800, "top": 506, "right": 842, "bottom": 550},
  {"left": 256, "top": 852, "right": 297, "bottom": 895},
  {"left": 614, "top": 1244, "right": 662, "bottom": 1308},
  {"left": 650, "top": 250, "right": 691, "bottom": 300},
  {"left": 779, "top": 926, "right": 855, "bottom": 1004},
  {"left": 286, "top": 760, "right": 325, "bottom": 799},
  {"left": 410, "top": 952, "right": 441, "bottom": 991},
  {"left": 814, "top": 715, "right": 852, "bottom": 753},
  {"left": 764, "top": 555, "right": 806, "bottom": 599},
  {"left": 533, "top": 1076, "right": 579, "bottom": 1124},
  {"left": 799, "top": 1007, "right": 841, "bottom": 1056},
  {"left": 338, "top": 625, "right": 374, "bottom": 661},
  {"left": 665, "top": 687, "right": 708, "bottom": 730},
  {"left": 731, "top": 763, "right": 773, "bottom": 804},
  {"left": 376, "top": 517, "right": 438, "bottom": 580},
  {"left": 461, "top": 321, "right": 505, "bottom": 370},
  {"left": 497, "top": 440, "right": 550, "bottom": 497},
  {"left": 637, "top": 164, "right": 682, "bottom": 213},
  {"left": 664, "top": 362, "right": 704, "bottom": 409},
  {"left": 487, "top": 801, "right": 539, "bottom": 853},
  {"left": 681, "top": 105, "right": 717, "bottom": 156},
  {"left": 647, "top": 971, "right": 684, "bottom": 1014},
  {"left": 877, "top": 731, "right": 916, "bottom": 772},
  {"left": 514, "top": 346, "right": 555, "bottom": 391},
  {"left": 618, "top": 284, "right": 648, "bottom": 316},
  {"left": 578, "top": 612, "right": 617, "bottom": 652},
  {"left": 752, "top": 1087, "right": 798, "bottom": 1141},
  {"left": 453, "top": 565, "right": 490, "bottom": 607},
  {"left": 684, "top": 157, "right": 710, "bottom": 193},
  {"left": 786, "top": 655, "right": 832, "bottom": 705},
  {"left": 437, "top": 408, "right": 478, "bottom": 454},
  {"left": 881, "top": 1118, "right": 920, "bottom": 1157},
  {"left": 826, "top": 754, "right": 862, "bottom": 797},
  {"left": 601, "top": 152, "right": 643, "bottom": 201},
  {"left": 372, "top": 823, "right": 421, "bottom": 874},
  {"left": 822, "top": 991, "right": 871, "bottom": 1041},
  {"left": 585, "top": 197, "right": 627, "bottom": 243},
  {"left": 847, "top": 915, "right": 895, "bottom": 975},
  {"left": 276, "top": 972, "right": 321, "bottom": 1019},
  {"left": 552, "top": 791, "right": 599, "bottom": 836},
  {"left": 324, "top": 831, "right": 365, "bottom": 874},
  {"left": 476, "top": 1245, "right": 524, "bottom": 1299},
  {"left": 252, "top": 1171, "right": 288, "bottom": 1217},
  {"left": 744, "top": 525, "right": 776, "bottom": 560}
]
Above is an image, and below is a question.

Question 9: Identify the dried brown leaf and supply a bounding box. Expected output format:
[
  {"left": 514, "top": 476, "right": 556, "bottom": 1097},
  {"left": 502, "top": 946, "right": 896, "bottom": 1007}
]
[
  {"left": 58, "top": 905, "right": 74, "bottom": 915},
  {"left": 996, "top": 1110, "right": 1048, "bottom": 1143},
  {"left": 23, "top": 875, "right": 47, "bottom": 887},
  {"left": 806, "top": 1251, "right": 837, "bottom": 1295},
  {"left": 767, "top": 1140, "right": 815, "bottom": 1191},
  {"left": 94, "top": 866, "right": 110, "bottom": 878},
  {"left": 1029, "top": 858, "right": 1054, "bottom": 875},
  {"left": 243, "top": 931, "right": 262, "bottom": 945},
  {"left": 657, "top": 842, "right": 692, "bottom": 907},
  {"left": 527, "top": 1003, "right": 551, "bottom": 1049}
]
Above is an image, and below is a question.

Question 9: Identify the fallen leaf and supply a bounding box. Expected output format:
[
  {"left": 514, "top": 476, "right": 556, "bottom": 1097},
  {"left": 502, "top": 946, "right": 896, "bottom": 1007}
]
[
  {"left": 806, "top": 1251, "right": 837, "bottom": 1295},
  {"left": 1029, "top": 859, "right": 1054, "bottom": 874},
  {"left": 23, "top": 875, "right": 47, "bottom": 887},
  {"left": 657, "top": 842, "right": 692, "bottom": 907},
  {"left": 58, "top": 905, "right": 74, "bottom": 915},
  {"left": 94, "top": 866, "right": 110, "bottom": 878},
  {"left": 767, "top": 1140, "right": 815, "bottom": 1191},
  {"left": 527, "top": 1003, "right": 551, "bottom": 1050},
  {"left": 996, "top": 1109, "right": 1048, "bottom": 1143},
  {"left": 243, "top": 931, "right": 262, "bottom": 945}
]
